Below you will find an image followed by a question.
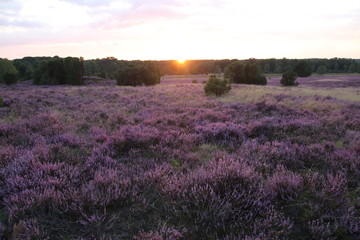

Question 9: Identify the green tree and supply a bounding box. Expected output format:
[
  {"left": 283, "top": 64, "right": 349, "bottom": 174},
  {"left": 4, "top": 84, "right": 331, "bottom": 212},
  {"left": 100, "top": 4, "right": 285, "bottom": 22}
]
[
  {"left": 280, "top": 71, "right": 298, "bottom": 86},
  {"left": 117, "top": 62, "right": 160, "bottom": 86},
  {"left": 224, "top": 61, "right": 245, "bottom": 83},
  {"left": 263, "top": 63, "right": 270, "bottom": 73},
  {"left": 204, "top": 75, "right": 231, "bottom": 96},
  {"left": 0, "top": 58, "right": 17, "bottom": 84},
  {"left": 117, "top": 65, "right": 141, "bottom": 86},
  {"left": 224, "top": 60, "right": 266, "bottom": 85},
  {"left": 3, "top": 72, "right": 18, "bottom": 85},
  {"left": 316, "top": 66, "right": 327, "bottom": 75},
  {"left": 244, "top": 61, "right": 267, "bottom": 85},
  {"left": 63, "top": 57, "right": 84, "bottom": 85},
  {"left": 348, "top": 63, "right": 358, "bottom": 73},
  {"left": 33, "top": 56, "right": 84, "bottom": 85},
  {"left": 293, "top": 60, "right": 311, "bottom": 77}
]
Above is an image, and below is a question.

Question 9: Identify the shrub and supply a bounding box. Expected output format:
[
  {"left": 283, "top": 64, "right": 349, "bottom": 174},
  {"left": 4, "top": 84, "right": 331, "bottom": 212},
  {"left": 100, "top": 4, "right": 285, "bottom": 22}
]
[
  {"left": 280, "top": 71, "right": 298, "bottom": 86},
  {"left": 0, "top": 96, "right": 4, "bottom": 107},
  {"left": 192, "top": 80, "right": 198, "bottom": 84},
  {"left": 204, "top": 75, "right": 231, "bottom": 96}
]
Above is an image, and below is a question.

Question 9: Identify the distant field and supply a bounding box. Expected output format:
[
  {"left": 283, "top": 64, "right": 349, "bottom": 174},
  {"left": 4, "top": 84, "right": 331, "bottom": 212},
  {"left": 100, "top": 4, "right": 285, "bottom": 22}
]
[
  {"left": 162, "top": 73, "right": 360, "bottom": 87},
  {"left": 161, "top": 74, "right": 210, "bottom": 84},
  {"left": 0, "top": 75, "right": 359, "bottom": 239},
  {"left": 161, "top": 74, "right": 360, "bottom": 102}
]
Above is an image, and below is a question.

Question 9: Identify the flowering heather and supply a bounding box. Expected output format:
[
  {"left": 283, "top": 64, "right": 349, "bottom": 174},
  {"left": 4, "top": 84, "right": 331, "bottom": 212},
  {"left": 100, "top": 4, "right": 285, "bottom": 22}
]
[{"left": 0, "top": 75, "right": 359, "bottom": 239}]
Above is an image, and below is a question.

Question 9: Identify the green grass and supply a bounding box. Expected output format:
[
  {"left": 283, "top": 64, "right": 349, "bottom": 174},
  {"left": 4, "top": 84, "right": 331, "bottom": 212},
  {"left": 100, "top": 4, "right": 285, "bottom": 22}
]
[
  {"left": 314, "top": 79, "right": 344, "bottom": 82},
  {"left": 164, "top": 75, "right": 209, "bottom": 79},
  {"left": 220, "top": 85, "right": 360, "bottom": 103}
]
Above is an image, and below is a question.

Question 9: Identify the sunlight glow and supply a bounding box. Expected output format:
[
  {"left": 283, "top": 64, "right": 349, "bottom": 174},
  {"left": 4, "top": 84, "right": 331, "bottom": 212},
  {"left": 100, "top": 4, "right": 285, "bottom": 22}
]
[{"left": 177, "top": 59, "right": 186, "bottom": 64}]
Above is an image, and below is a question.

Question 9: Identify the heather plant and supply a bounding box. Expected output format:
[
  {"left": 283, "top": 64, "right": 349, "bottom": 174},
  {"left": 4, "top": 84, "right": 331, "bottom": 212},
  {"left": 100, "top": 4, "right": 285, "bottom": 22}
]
[
  {"left": 160, "top": 158, "right": 292, "bottom": 239},
  {"left": 0, "top": 74, "right": 359, "bottom": 239},
  {"left": 133, "top": 225, "right": 188, "bottom": 240},
  {"left": 204, "top": 74, "right": 231, "bottom": 96}
]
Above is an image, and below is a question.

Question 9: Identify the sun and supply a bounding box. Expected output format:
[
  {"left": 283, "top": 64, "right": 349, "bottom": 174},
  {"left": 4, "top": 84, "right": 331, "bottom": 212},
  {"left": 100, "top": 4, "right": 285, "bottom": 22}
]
[{"left": 177, "top": 59, "right": 186, "bottom": 64}]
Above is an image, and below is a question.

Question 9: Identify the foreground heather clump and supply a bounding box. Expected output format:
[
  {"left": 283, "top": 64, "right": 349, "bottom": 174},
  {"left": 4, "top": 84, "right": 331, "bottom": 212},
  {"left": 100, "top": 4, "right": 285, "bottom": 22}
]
[{"left": 0, "top": 76, "right": 359, "bottom": 239}]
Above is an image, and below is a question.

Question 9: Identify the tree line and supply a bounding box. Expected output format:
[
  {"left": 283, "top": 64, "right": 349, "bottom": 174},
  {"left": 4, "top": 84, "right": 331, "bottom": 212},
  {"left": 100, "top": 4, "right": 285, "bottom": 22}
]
[
  {"left": 33, "top": 56, "right": 84, "bottom": 85},
  {"left": 1, "top": 56, "right": 360, "bottom": 86},
  {"left": 0, "top": 56, "right": 84, "bottom": 85},
  {"left": 82, "top": 57, "right": 360, "bottom": 77}
]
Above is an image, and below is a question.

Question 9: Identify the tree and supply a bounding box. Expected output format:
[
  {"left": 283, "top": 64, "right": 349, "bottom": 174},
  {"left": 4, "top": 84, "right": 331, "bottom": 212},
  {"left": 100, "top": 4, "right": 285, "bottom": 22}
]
[
  {"left": 63, "top": 57, "right": 84, "bottom": 85},
  {"left": 263, "top": 63, "right": 270, "bottom": 73},
  {"left": 224, "top": 61, "right": 245, "bottom": 83},
  {"left": 348, "top": 63, "right": 359, "bottom": 73},
  {"left": 316, "top": 66, "right": 326, "bottom": 75},
  {"left": 280, "top": 71, "right": 298, "bottom": 86},
  {"left": 293, "top": 60, "right": 312, "bottom": 77},
  {"left": 117, "top": 62, "right": 160, "bottom": 86},
  {"left": 204, "top": 75, "right": 231, "bottom": 96},
  {"left": 244, "top": 61, "right": 267, "bottom": 85},
  {"left": 33, "top": 56, "right": 84, "bottom": 85},
  {"left": 33, "top": 57, "right": 65, "bottom": 85},
  {"left": 0, "top": 58, "right": 17, "bottom": 84},
  {"left": 141, "top": 61, "right": 160, "bottom": 86},
  {"left": 3, "top": 72, "right": 18, "bottom": 85},
  {"left": 224, "top": 60, "right": 267, "bottom": 85}
]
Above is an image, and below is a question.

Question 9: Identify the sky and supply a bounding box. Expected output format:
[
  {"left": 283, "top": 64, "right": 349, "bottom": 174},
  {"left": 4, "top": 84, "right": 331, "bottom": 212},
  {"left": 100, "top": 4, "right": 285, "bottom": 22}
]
[{"left": 1, "top": 0, "right": 360, "bottom": 60}]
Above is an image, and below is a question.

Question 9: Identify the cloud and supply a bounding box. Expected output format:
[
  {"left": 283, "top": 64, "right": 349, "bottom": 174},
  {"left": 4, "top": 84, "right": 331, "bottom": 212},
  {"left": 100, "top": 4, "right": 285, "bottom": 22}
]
[
  {"left": 0, "top": 16, "right": 43, "bottom": 29},
  {"left": 1, "top": 0, "right": 360, "bottom": 59},
  {"left": 0, "top": 0, "right": 45, "bottom": 31},
  {"left": 0, "top": 0, "right": 22, "bottom": 15},
  {"left": 59, "top": 0, "right": 115, "bottom": 7},
  {"left": 92, "top": 1, "right": 192, "bottom": 30}
]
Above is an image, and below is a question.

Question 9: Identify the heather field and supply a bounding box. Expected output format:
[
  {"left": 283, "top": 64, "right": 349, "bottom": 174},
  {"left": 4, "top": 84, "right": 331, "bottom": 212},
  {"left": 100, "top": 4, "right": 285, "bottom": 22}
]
[{"left": 0, "top": 75, "right": 359, "bottom": 239}]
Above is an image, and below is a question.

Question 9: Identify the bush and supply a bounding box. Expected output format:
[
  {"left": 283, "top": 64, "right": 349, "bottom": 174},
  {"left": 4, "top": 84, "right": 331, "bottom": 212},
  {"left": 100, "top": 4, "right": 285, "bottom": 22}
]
[
  {"left": 192, "top": 80, "right": 198, "bottom": 84},
  {"left": 204, "top": 75, "right": 231, "bottom": 96},
  {"left": 281, "top": 71, "right": 298, "bottom": 86},
  {"left": 3, "top": 72, "right": 18, "bottom": 85}
]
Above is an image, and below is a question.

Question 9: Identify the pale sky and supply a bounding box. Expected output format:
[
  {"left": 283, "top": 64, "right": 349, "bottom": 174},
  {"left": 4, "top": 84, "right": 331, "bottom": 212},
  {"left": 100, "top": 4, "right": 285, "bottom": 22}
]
[{"left": 1, "top": 0, "right": 360, "bottom": 60}]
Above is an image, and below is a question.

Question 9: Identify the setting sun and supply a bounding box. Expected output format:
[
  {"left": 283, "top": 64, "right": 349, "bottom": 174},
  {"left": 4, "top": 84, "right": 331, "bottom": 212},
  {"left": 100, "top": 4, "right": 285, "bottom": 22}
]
[{"left": 177, "top": 59, "right": 186, "bottom": 64}]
